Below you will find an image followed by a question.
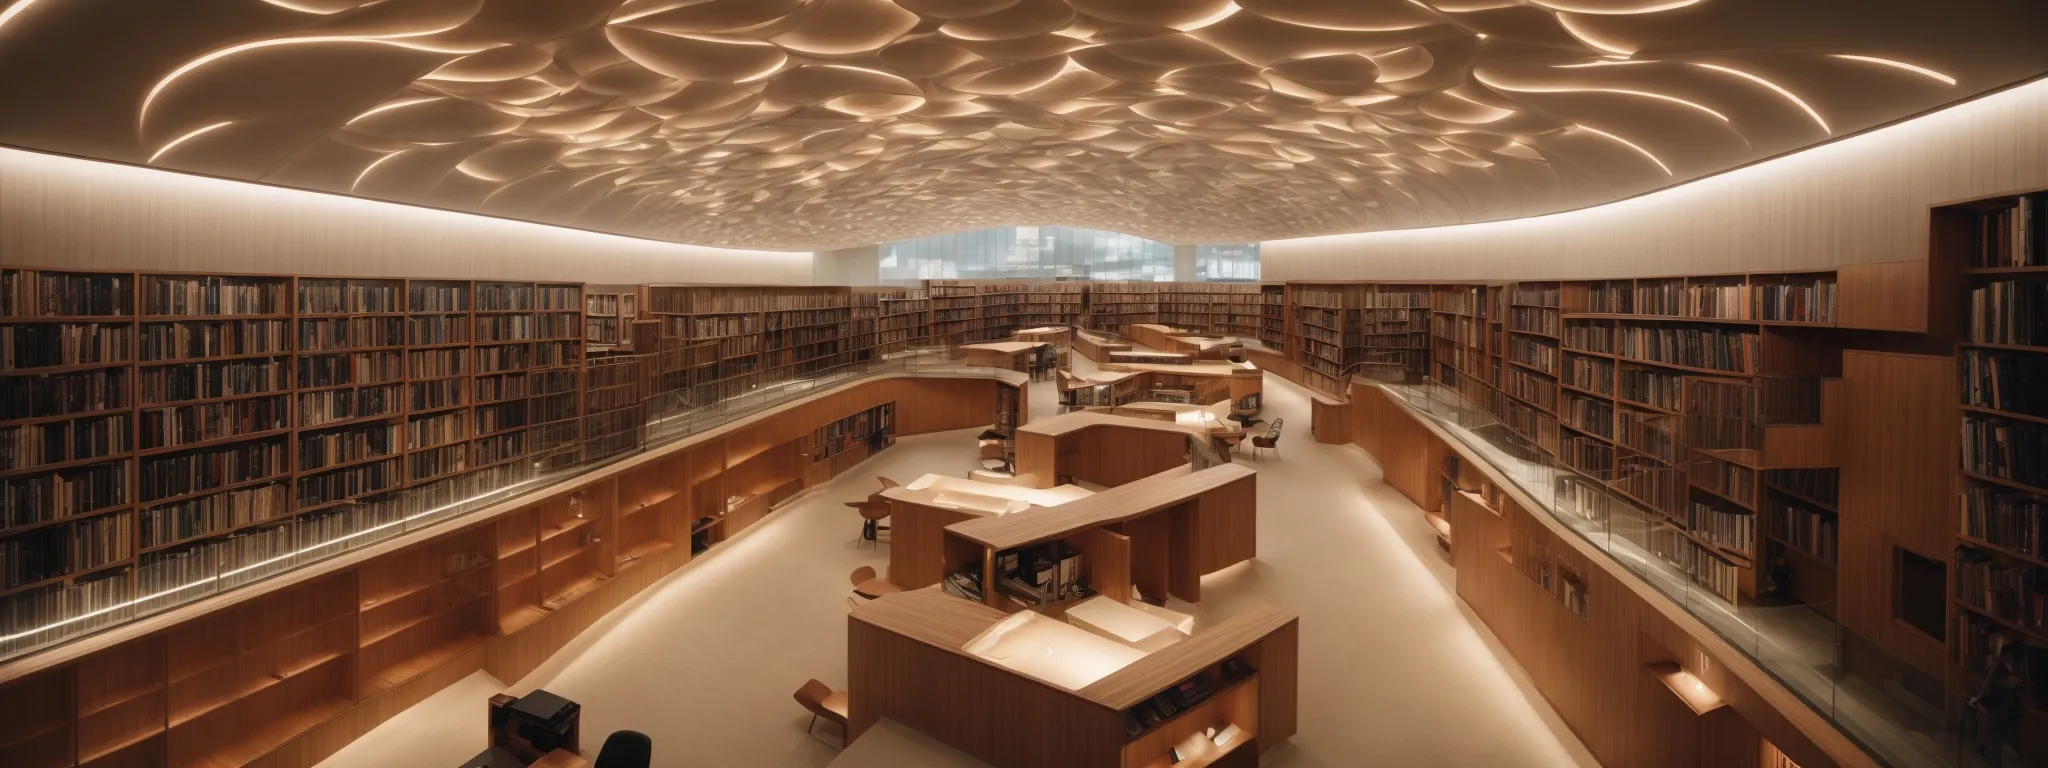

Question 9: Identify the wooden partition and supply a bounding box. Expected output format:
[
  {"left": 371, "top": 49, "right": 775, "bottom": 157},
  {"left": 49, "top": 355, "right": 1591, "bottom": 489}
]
[
  {"left": 1356, "top": 380, "right": 1872, "bottom": 768},
  {"left": 847, "top": 588, "right": 1297, "bottom": 768},
  {"left": 1073, "top": 332, "right": 1133, "bottom": 362},
  {"left": 1014, "top": 412, "right": 1208, "bottom": 489},
  {"left": 0, "top": 372, "right": 1020, "bottom": 768}
]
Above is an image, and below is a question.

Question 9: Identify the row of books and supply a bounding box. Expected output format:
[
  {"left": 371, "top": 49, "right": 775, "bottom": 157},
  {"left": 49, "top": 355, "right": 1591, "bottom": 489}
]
[
  {"left": 1973, "top": 194, "right": 2044, "bottom": 268},
  {"left": 139, "top": 481, "right": 287, "bottom": 548},
  {"left": 1691, "top": 457, "right": 1757, "bottom": 506},
  {"left": 1122, "top": 671, "right": 1218, "bottom": 739},
  {"left": 1506, "top": 367, "right": 1558, "bottom": 410},
  {"left": 141, "top": 358, "right": 290, "bottom": 405},
  {"left": 1, "top": 270, "right": 132, "bottom": 318},
  {"left": 1565, "top": 353, "right": 1615, "bottom": 395},
  {"left": 1961, "top": 349, "right": 2048, "bottom": 418},
  {"left": 410, "top": 444, "right": 468, "bottom": 481},
  {"left": 1962, "top": 415, "right": 2048, "bottom": 489},
  {"left": 296, "top": 458, "right": 400, "bottom": 507},
  {"left": 476, "top": 283, "right": 539, "bottom": 312},
  {"left": 1508, "top": 337, "right": 1558, "bottom": 374},
  {"left": 531, "top": 392, "right": 578, "bottom": 425},
  {"left": 1560, "top": 433, "right": 1614, "bottom": 475},
  {"left": 472, "top": 432, "right": 523, "bottom": 465},
  {"left": 1689, "top": 501, "right": 1755, "bottom": 553},
  {"left": 140, "top": 319, "right": 288, "bottom": 361},
  {"left": 536, "top": 285, "right": 581, "bottom": 311},
  {"left": 1764, "top": 468, "right": 1838, "bottom": 507},
  {"left": 409, "top": 348, "right": 467, "bottom": 379},
  {"left": 1616, "top": 409, "right": 1678, "bottom": 463},
  {"left": 647, "top": 287, "right": 845, "bottom": 314},
  {"left": 1618, "top": 367, "right": 1683, "bottom": 411},
  {"left": 1562, "top": 323, "right": 1613, "bottom": 354},
  {"left": 1616, "top": 326, "right": 1757, "bottom": 373},
  {"left": 1510, "top": 307, "right": 1559, "bottom": 336},
  {"left": 1, "top": 462, "right": 128, "bottom": 525},
  {"left": 1770, "top": 496, "right": 1838, "bottom": 564},
  {"left": 1634, "top": 282, "right": 1684, "bottom": 316},
  {"left": 139, "top": 395, "right": 290, "bottom": 450},
  {"left": 411, "top": 377, "right": 465, "bottom": 411},
  {"left": 1513, "top": 285, "right": 1560, "bottom": 307},
  {"left": 1615, "top": 458, "right": 1685, "bottom": 516},
  {"left": 474, "top": 314, "right": 574, "bottom": 341},
  {"left": 299, "top": 281, "right": 399, "bottom": 314},
  {"left": 142, "top": 277, "right": 289, "bottom": 317},
  {"left": 297, "top": 384, "right": 401, "bottom": 428},
  {"left": 409, "top": 410, "right": 468, "bottom": 450},
  {"left": 993, "top": 542, "right": 1087, "bottom": 607},
  {"left": 475, "top": 373, "right": 528, "bottom": 403},
  {"left": 1570, "top": 283, "right": 1632, "bottom": 314},
  {"left": 1965, "top": 280, "right": 2047, "bottom": 347},
  {"left": 1954, "top": 546, "right": 2044, "bottom": 629},
  {"left": 67, "top": 511, "right": 135, "bottom": 571},
  {"left": 299, "top": 422, "right": 398, "bottom": 472},
  {"left": 0, "top": 568, "right": 128, "bottom": 647},
  {"left": 1562, "top": 393, "right": 1614, "bottom": 439},
  {"left": 0, "top": 414, "right": 131, "bottom": 471},
  {"left": 298, "top": 317, "right": 404, "bottom": 351},
  {"left": 1, "top": 368, "right": 128, "bottom": 421},
  {"left": 813, "top": 404, "right": 892, "bottom": 463},
  {"left": 1961, "top": 483, "right": 2043, "bottom": 557},
  {"left": 2, "top": 322, "right": 133, "bottom": 368},
  {"left": 0, "top": 526, "right": 70, "bottom": 587},
  {"left": 138, "top": 438, "right": 287, "bottom": 503},
  {"left": 409, "top": 315, "right": 470, "bottom": 345},
  {"left": 1692, "top": 549, "right": 1741, "bottom": 604},
  {"left": 1755, "top": 279, "right": 1836, "bottom": 323},
  {"left": 476, "top": 402, "right": 528, "bottom": 435},
  {"left": 298, "top": 350, "right": 403, "bottom": 389},
  {"left": 477, "top": 343, "right": 534, "bottom": 373},
  {"left": 410, "top": 283, "right": 469, "bottom": 313}
]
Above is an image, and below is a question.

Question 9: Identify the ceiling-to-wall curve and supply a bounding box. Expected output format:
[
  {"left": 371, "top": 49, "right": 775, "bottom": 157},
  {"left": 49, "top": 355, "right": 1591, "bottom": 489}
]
[
  {"left": 1260, "top": 75, "right": 2048, "bottom": 281},
  {"left": 0, "top": 0, "right": 2043, "bottom": 251}
]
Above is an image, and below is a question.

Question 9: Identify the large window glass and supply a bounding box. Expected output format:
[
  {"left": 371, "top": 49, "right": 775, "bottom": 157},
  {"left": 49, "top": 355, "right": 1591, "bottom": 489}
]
[
  {"left": 1196, "top": 243, "right": 1261, "bottom": 282},
  {"left": 878, "top": 226, "right": 1181, "bottom": 284}
]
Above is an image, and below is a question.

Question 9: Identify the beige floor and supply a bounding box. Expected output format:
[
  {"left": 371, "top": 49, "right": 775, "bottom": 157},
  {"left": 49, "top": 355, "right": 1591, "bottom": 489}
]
[{"left": 317, "top": 358, "right": 1600, "bottom": 768}]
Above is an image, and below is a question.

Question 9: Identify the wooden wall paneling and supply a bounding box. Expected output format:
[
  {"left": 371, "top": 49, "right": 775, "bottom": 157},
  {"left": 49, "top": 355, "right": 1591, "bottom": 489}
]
[
  {"left": 1166, "top": 500, "right": 1202, "bottom": 603},
  {"left": 495, "top": 507, "right": 543, "bottom": 635},
  {"left": 1070, "top": 426, "right": 1189, "bottom": 488},
  {"left": 73, "top": 636, "right": 165, "bottom": 767},
  {"left": 1835, "top": 260, "right": 1930, "bottom": 332},
  {"left": 1193, "top": 473, "right": 1257, "bottom": 575},
  {"left": 1122, "top": 511, "right": 1172, "bottom": 603},
  {"left": 1310, "top": 396, "right": 1351, "bottom": 444},
  {"left": 1070, "top": 528, "right": 1132, "bottom": 603},
  {"left": 1246, "top": 619, "right": 1299, "bottom": 747},
  {"left": 846, "top": 616, "right": 1127, "bottom": 768},
  {"left": 0, "top": 665, "right": 75, "bottom": 768},
  {"left": 1015, "top": 431, "right": 1057, "bottom": 488},
  {"left": 166, "top": 573, "right": 357, "bottom": 768},
  {"left": 1836, "top": 350, "right": 1954, "bottom": 677},
  {"left": 887, "top": 501, "right": 979, "bottom": 590}
]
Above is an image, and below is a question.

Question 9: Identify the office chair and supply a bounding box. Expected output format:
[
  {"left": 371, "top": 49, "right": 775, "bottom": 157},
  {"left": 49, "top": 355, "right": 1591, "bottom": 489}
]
[{"left": 593, "top": 730, "right": 652, "bottom": 768}]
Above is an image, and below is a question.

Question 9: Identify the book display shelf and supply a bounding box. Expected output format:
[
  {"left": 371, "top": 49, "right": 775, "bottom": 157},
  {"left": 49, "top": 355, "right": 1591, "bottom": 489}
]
[
  {"left": 878, "top": 289, "right": 929, "bottom": 352},
  {"left": 642, "top": 286, "right": 854, "bottom": 404},
  {"left": 1286, "top": 283, "right": 1433, "bottom": 393},
  {"left": 1159, "top": 283, "right": 1264, "bottom": 339},
  {"left": 581, "top": 289, "right": 636, "bottom": 349},
  {"left": 1258, "top": 285, "right": 1286, "bottom": 351},
  {"left": 1086, "top": 281, "right": 1162, "bottom": 337},
  {"left": 805, "top": 402, "right": 895, "bottom": 487},
  {"left": 1938, "top": 187, "right": 2048, "bottom": 723}
]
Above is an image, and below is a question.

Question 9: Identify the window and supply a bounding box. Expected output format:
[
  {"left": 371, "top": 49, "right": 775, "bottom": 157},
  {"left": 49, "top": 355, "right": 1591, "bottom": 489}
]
[
  {"left": 1893, "top": 546, "right": 1946, "bottom": 640},
  {"left": 877, "top": 226, "right": 1178, "bottom": 284},
  {"left": 1196, "top": 243, "right": 1261, "bottom": 282}
]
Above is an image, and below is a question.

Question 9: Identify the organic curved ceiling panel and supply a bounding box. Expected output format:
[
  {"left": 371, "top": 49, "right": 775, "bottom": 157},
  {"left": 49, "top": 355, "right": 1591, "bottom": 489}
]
[{"left": 0, "top": 0, "right": 2043, "bottom": 250}]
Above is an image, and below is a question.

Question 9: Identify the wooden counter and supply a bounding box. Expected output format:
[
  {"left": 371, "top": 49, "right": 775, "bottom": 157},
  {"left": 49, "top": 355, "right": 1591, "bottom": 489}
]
[
  {"left": 1014, "top": 410, "right": 1234, "bottom": 489},
  {"left": 1074, "top": 332, "right": 1132, "bottom": 362},
  {"left": 883, "top": 475, "right": 1095, "bottom": 591},
  {"left": 952, "top": 341, "right": 1053, "bottom": 372},
  {"left": 944, "top": 464, "right": 1256, "bottom": 604},
  {"left": 847, "top": 588, "right": 1297, "bottom": 768}
]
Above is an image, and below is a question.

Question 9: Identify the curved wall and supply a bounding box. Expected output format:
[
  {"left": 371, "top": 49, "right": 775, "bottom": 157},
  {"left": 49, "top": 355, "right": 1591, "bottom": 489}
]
[
  {"left": 0, "top": 147, "right": 811, "bottom": 284},
  {"left": 1262, "top": 78, "right": 2048, "bottom": 282}
]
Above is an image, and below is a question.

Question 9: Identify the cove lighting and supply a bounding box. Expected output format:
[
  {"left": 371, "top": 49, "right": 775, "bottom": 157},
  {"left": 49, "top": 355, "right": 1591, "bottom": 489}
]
[{"left": 1829, "top": 54, "right": 1958, "bottom": 86}]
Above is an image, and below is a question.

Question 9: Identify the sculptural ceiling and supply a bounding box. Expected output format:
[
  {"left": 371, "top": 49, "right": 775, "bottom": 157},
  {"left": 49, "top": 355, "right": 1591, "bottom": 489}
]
[{"left": 0, "top": 0, "right": 2044, "bottom": 250}]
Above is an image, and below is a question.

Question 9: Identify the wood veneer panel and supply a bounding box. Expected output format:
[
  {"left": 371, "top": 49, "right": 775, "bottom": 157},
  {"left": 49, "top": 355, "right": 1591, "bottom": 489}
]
[
  {"left": 1310, "top": 397, "right": 1351, "bottom": 444},
  {"left": 1073, "top": 426, "right": 1190, "bottom": 488},
  {"left": 1015, "top": 431, "right": 1057, "bottom": 488},
  {"left": 1836, "top": 261, "right": 1929, "bottom": 332},
  {"left": 947, "top": 465, "right": 1253, "bottom": 551},
  {"left": 1071, "top": 528, "right": 1132, "bottom": 603},
  {"left": 1193, "top": 473, "right": 1257, "bottom": 575},
  {"left": 1123, "top": 511, "right": 1172, "bottom": 602},
  {"left": 886, "top": 500, "right": 981, "bottom": 589}
]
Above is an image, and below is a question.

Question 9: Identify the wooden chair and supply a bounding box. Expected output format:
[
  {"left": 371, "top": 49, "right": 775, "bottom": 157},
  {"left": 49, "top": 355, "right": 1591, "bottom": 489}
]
[
  {"left": 850, "top": 565, "right": 902, "bottom": 599},
  {"left": 794, "top": 679, "right": 849, "bottom": 746},
  {"left": 1250, "top": 418, "right": 1284, "bottom": 459},
  {"left": 876, "top": 476, "right": 900, "bottom": 491},
  {"left": 846, "top": 500, "right": 890, "bottom": 546}
]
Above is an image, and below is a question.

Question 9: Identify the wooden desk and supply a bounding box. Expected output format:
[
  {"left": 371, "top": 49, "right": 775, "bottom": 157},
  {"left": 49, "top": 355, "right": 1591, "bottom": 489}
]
[
  {"left": 1128, "top": 324, "right": 1191, "bottom": 351},
  {"left": 882, "top": 474, "right": 1095, "bottom": 590},
  {"left": 945, "top": 464, "right": 1256, "bottom": 604},
  {"left": 847, "top": 588, "right": 1298, "bottom": 768},
  {"left": 1013, "top": 327, "right": 1071, "bottom": 348},
  {"left": 1074, "top": 332, "right": 1132, "bottom": 362},
  {"left": 533, "top": 750, "right": 592, "bottom": 768},
  {"left": 1013, "top": 410, "right": 1226, "bottom": 489},
  {"left": 952, "top": 341, "right": 1050, "bottom": 373}
]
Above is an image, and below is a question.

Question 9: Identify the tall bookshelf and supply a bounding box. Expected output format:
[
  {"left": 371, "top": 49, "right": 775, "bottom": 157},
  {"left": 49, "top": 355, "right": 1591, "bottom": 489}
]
[
  {"left": 1941, "top": 187, "right": 2048, "bottom": 729},
  {"left": 1084, "top": 281, "right": 1160, "bottom": 336},
  {"left": 1259, "top": 284, "right": 1286, "bottom": 351},
  {"left": 1288, "top": 283, "right": 1433, "bottom": 392},
  {"left": 1159, "top": 283, "right": 1263, "bottom": 336},
  {"left": 878, "top": 289, "right": 928, "bottom": 353}
]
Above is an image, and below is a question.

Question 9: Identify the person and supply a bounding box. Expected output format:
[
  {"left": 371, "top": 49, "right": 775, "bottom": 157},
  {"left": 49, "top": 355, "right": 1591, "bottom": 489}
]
[
  {"left": 1759, "top": 555, "right": 1795, "bottom": 605},
  {"left": 1966, "top": 648, "right": 2026, "bottom": 766}
]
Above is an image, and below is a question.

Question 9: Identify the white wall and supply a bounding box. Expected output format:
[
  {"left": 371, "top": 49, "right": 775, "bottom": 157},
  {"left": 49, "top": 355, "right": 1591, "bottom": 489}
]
[
  {"left": 811, "top": 245, "right": 881, "bottom": 286},
  {"left": 0, "top": 147, "right": 811, "bottom": 284},
  {"left": 1262, "top": 78, "right": 2048, "bottom": 282}
]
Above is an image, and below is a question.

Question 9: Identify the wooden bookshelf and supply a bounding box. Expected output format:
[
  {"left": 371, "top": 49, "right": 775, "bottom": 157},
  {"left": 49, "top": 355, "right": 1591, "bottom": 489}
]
[{"left": 1084, "top": 281, "right": 1160, "bottom": 337}]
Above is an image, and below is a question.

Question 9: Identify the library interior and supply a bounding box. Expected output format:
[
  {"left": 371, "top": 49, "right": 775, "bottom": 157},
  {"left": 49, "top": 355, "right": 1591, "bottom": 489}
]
[{"left": 0, "top": 2, "right": 2046, "bottom": 767}]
